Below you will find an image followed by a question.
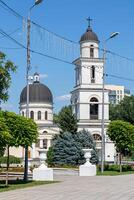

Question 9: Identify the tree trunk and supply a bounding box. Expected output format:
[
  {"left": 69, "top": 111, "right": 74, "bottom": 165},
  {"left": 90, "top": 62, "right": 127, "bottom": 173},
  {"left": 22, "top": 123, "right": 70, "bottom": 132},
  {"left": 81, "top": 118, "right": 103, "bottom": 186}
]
[
  {"left": 24, "top": 145, "right": 28, "bottom": 182},
  {"left": 119, "top": 152, "right": 122, "bottom": 173},
  {"left": 5, "top": 145, "right": 9, "bottom": 186}
]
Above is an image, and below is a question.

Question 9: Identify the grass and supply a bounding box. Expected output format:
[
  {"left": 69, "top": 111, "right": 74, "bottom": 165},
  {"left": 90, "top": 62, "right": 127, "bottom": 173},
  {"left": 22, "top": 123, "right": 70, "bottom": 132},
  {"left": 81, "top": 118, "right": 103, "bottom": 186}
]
[
  {"left": 0, "top": 179, "right": 59, "bottom": 193},
  {"left": 97, "top": 170, "right": 134, "bottom": 176}
]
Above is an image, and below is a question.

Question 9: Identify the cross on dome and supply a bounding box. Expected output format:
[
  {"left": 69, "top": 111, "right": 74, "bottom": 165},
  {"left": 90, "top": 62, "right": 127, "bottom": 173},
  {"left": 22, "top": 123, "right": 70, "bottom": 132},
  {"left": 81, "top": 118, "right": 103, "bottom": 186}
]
[{"left": 86, "top": 17, "right": 93, "bottom": 28}]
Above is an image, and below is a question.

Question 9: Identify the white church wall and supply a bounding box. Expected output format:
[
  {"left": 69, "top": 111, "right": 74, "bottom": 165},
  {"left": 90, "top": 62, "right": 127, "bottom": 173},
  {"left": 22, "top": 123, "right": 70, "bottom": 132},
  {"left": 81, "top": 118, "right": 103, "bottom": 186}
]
[
  {"left": 81, "top": 60, "right": 103, "bottom": 85},
  {"left": 9, "top": 146, "right": 24, "bottom": 158},
  {"left": 20, "top": 103, "right": 53, "bottom": 123},
  {"left": 80, "top": 41, "right": 99, "bottom": 58},
  {"left": 105, "top": 142, "right": 115, "bottom": 162}
]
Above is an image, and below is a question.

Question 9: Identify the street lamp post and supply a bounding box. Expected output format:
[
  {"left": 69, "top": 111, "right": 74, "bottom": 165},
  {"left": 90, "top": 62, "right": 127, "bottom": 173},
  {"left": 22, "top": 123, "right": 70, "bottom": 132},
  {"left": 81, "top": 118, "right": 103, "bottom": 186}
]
[
  {"left": 101, "top": 32, "right": 119, "bottom": 173},
  {"left": 24, "top": 0, "right": 43, "bottom": 182}
]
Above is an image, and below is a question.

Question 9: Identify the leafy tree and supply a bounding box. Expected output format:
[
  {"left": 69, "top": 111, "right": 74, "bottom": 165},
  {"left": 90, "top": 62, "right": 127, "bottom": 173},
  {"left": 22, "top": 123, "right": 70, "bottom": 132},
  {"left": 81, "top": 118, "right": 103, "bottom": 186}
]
[
  {"left": 107, "top": 120, "right": 134, "bottom": 172},
  {"left": 1, "top": 111, "right": 38, "bottom": 147},
  {"left": 0, "top": 111, "right": 38, "bottom": 184},
  {"left": 47, "top": 130, "right": 98, "bottom": 167},
  {"left": 109, "top": 96, "right": 134, "bottom": 124},
  {"left": 0, "top": 52, "right": 17, "bottom": 102},
  {"left": 54, "top": 105, "right": 78, "bottom": 134},
  {"left": 109, "top": 103, "right": 120, "bottom": 121},
  {"left": 0, "top": 116, "right": 11, "bottom": 147}
]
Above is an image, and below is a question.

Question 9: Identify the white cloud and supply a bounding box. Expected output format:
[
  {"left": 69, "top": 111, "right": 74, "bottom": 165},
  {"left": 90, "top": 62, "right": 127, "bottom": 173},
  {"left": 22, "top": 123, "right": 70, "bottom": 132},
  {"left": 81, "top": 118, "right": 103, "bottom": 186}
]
[
  {"left": 40, "top": 74, "right": 48, "bottom": 79},
  {"left": 55, "top": 94, "right": 71, "bottom": 101}
]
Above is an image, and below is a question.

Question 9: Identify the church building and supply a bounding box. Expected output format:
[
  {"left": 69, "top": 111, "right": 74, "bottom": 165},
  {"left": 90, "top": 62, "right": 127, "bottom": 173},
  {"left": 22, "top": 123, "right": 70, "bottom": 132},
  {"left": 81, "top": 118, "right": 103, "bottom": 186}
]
[{"left": 10, "top": 23, "right": 115, "bottom": 163}]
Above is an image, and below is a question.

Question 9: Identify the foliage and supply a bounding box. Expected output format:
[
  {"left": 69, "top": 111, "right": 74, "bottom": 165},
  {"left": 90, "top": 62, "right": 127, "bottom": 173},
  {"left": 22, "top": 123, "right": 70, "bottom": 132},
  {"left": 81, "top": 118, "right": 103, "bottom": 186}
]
[
  {"left": 0, "top": 52, "right": 17, "bottom": 102},
  {"left": 109, "top": 103, "right": 120, "bottom": 121},
  {"left": 0, "top": 116, "right": 12, "bottom": 147},
  {"left": 107, "top": 120, "right": 134, "bottom": 154},
  {"left": 0, "top": 111, "right": 38, "bottom": 147},
  {"left": 98, "top": 164, "right": 133, "bottom": 172},
  {"left": 47, "top": 130, "right": 98, "bottom": 167},
  {"left": 0, "top": 156, "right": 21, "bottom": 165},
  {"left": 0, "top": 111, "right": 38, "bottom": 185},
  {"left": 109, "top": 96, "right": 134, "bottom": 124},
  {"left": 0, "top": 147, "right": 5, "bottom": 157},
  {"left": 54, "top": 105, "right": 78, "bottom": 134},
  {"left": 97, "top": 171, "right": 134, "bottom": 176}
]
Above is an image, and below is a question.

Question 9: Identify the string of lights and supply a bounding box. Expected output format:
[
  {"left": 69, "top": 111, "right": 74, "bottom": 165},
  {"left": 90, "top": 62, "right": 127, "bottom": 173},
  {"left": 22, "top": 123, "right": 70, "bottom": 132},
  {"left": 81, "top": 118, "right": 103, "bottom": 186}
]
[
  {"left": 0, "top": 0, "right": 134, "bottom": 63},
  {"left": 1, "top": 27, "right": 134, "bottom": 83}
]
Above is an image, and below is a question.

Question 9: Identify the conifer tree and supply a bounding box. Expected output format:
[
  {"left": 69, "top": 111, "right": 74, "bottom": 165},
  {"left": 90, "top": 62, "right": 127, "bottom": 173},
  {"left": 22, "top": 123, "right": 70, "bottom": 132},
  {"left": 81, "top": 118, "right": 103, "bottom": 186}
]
[{"left": 47, "top": 130, "right": 98, "bottom": 166}]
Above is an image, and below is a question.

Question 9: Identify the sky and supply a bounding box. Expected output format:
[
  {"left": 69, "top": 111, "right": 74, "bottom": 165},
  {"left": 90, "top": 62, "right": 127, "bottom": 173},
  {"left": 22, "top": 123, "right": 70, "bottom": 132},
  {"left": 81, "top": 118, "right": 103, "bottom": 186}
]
[{"left": 1, "top": 0, "right": 134, "bottom": 113}]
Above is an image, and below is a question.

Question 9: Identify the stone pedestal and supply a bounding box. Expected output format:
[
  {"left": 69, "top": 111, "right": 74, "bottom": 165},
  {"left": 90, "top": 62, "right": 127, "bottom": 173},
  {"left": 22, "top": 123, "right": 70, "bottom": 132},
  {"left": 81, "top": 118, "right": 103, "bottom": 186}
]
[
  {"left": 79, "top": 149, "right": 96, "bottom": 176},
  {"left": 33, "top": 149, "right": 53, "bottom": 181}
]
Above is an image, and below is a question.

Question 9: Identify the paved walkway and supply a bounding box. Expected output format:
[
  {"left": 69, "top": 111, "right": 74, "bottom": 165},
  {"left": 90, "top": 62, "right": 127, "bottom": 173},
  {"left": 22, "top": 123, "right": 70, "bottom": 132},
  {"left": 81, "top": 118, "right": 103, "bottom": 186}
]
[{"left": 1, "top": 175, "right": 134, "bottom": 200}]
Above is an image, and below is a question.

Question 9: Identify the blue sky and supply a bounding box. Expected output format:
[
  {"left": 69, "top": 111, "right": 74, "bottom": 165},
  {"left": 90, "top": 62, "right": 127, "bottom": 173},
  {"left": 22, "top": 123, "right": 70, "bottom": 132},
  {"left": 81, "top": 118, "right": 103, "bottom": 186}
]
[{"left": 1, "top": 0, "right": 134, "bottom": 113}]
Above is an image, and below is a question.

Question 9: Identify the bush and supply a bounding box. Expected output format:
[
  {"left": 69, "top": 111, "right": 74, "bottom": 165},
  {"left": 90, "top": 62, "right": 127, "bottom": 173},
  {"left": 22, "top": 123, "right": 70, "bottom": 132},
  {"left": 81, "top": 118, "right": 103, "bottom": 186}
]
[
  {"left": 0, "top": 155, "right": 21, "bottom": 165},
  {"left": 97, "top": 164, "right": 133, "bottom": 172},
  {"left": 47, "top": 130, "right": 99, "bottom": 167}
]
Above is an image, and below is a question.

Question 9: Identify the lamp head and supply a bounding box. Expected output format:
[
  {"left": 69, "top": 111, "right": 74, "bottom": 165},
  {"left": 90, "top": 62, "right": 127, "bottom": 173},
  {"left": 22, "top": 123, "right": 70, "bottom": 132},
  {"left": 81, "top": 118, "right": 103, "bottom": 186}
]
[
  {"left": 35, "top": 0, "right": 43, "bottom": 5},
  {"left": 110, "top": 32, "right": 119, "bottom": 39}
]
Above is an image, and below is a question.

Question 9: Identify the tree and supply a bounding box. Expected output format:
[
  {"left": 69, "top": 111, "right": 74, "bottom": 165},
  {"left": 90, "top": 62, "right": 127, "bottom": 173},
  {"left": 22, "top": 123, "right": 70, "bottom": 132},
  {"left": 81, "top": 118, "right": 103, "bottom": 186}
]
[
  {"left": 107, "top": 120, "right": 134, "bottom": 172},
  {"left": 0, "top": 111, "right": 38, "bottom": 184},
  {"left": 109, "top": 103, "right": 120, "bottom": 121},
  {"left": 0, "top": 52, "right": 17, "bottom": 102},
  {"left": 0, "top": 115, "right": 12, "bottom": 186},
  {"left": 0, "top": 116, "right": 11, "bottom": 148},
  {"left": 109, "top": 96, "right": 134, "bottom": 124},
  {"left": 47, "top": 130, "right": 98, "bottom": 167},
  {"left": 54, "top": 105, "right": 78, "bottom": 134}
]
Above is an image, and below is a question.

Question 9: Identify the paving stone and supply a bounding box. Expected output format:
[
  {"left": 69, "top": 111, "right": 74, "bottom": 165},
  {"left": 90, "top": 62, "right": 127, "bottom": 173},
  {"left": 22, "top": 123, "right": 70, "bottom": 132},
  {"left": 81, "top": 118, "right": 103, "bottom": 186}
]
[{"left": 1, "top": 175, "right": 134, "bottom": 200}]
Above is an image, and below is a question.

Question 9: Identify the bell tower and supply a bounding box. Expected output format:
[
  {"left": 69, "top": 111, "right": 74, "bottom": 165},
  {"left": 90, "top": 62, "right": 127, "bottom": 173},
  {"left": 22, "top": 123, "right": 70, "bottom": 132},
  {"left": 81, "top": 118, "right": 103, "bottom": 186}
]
[
  {"left": 71, "top": 20, "right": 114, "bottom": 162},
  {"left": 71, "top": 20, "right": 109, "bottom": 136}
]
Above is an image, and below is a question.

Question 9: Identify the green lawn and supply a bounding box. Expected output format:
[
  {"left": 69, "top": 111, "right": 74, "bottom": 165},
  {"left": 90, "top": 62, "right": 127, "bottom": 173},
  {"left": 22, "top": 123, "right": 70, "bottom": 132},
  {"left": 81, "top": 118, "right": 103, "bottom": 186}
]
[
  {"left": 97, "top": 170, "right": 134, "bottom": 176},
  {"left": 0, "top": 180, "right": 59, "bottom": 193}
]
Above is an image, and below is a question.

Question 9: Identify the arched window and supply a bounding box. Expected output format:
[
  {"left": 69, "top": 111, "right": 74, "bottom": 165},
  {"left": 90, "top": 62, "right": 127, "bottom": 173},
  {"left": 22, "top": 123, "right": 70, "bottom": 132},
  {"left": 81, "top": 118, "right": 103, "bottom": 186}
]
[
  {"left": 45, "top": 111, "right": 48, "bottom": 120},
  {"left": 93, "top": 134, "right": 102, "bottom": 141},
  {"left": 90, "top": 97, "right": 98, "bottom": 120},
  {"left": 22, "top": 111, "right": 24, "bottom": 116},
  {"left": 90, "top": 45, "right": 94, "bottom": 58},
  {"left": 43, "top": 139, "right": 47, "bottom": 149},
  {"left": 43, "top": 131, "right": 48, "bottom": 134},
  {"left": 91, "top": 66, "right": 95, "bottom": 83},
  {"left": 30, "top": 111, "right": 34, "bottom": 119},
  {"left": 38, "top": 111, "right": 41, "bottom": 120}
]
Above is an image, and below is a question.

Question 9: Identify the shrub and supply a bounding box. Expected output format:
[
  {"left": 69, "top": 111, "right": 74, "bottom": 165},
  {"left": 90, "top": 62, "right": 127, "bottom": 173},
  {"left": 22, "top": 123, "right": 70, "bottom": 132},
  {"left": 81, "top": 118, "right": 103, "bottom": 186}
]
[
  {"left": 0, "top": 155, "right": 21, "bottom": 165},
  {"left": 97, "top": 164, "right": 133, "bottom": 172}
]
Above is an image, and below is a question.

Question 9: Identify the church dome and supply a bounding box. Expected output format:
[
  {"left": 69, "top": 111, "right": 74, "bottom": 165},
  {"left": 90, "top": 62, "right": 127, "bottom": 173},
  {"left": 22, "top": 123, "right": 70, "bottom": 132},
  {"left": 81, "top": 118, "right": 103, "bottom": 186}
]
[
  {"left": 20, "top": 73, "right": 53, "bottom": 104},
  {"left": 80, "top": 27, "right": 99, "bottom": 43}
]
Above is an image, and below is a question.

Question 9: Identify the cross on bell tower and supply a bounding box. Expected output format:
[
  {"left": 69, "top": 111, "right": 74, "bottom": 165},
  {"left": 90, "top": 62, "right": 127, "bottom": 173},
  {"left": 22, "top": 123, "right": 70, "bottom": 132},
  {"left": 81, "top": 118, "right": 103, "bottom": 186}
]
[{"left": 86, "top": 17, "right": 92, "bottom": 28}]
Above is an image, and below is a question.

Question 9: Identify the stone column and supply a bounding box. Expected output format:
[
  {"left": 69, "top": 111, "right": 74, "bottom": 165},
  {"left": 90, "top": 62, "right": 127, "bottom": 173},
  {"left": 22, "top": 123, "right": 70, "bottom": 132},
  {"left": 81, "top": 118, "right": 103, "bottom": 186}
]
[{"left": 40, "top": 139, "right": 43, "bottom": 149}]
